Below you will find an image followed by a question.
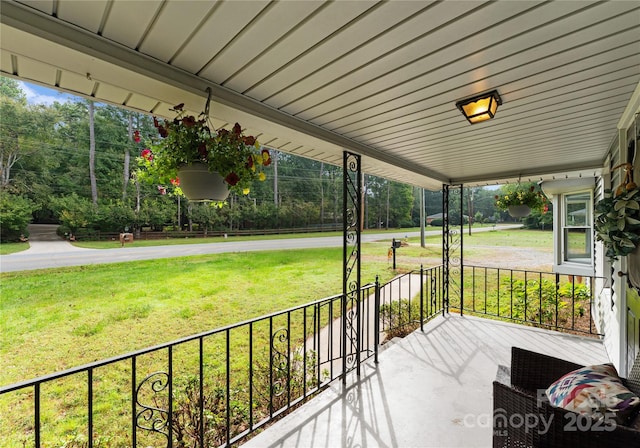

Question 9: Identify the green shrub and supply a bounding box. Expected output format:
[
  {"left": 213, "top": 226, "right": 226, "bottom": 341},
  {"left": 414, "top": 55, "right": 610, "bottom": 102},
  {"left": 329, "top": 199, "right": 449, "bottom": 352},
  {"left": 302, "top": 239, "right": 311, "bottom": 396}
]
[
  {"left": 380, "top": 298, "right": 421, "bottom": 339},
  {"left": 0, "top": 191, "right": 38, "bottom": 242},
  {"left": 500, "top": 278, "right": 591, "bottom": 326}
]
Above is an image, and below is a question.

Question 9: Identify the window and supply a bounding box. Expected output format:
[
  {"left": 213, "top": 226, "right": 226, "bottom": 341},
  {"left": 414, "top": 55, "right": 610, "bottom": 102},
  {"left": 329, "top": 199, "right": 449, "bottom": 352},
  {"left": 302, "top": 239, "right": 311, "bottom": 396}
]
[
  {"left": 563, "top": 192, "right": 592, "bottom": 263},
  {"left": 541, "top": 178, "right": 596, "bottom": 276}
]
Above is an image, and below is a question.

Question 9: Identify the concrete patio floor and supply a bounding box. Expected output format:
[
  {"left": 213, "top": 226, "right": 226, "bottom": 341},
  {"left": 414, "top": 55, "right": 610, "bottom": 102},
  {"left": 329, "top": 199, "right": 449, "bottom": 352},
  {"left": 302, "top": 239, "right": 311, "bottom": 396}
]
[{"left": 244, "top": 314, "right": 609, "bottom": 448}]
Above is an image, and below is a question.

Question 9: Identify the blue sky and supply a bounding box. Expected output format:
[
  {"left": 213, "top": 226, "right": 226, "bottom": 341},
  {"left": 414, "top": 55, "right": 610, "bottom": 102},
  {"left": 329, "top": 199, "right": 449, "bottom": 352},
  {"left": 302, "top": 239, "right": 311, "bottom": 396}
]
[{"left": 17, "top": 80, "right": 76, "bottom": 105}]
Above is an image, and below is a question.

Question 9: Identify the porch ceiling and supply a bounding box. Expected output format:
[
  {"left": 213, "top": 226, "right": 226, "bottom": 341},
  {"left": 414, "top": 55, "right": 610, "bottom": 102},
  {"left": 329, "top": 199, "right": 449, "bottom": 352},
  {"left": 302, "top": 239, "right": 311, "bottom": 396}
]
[{"left": 1, "top": 1, "right": 639, "bottom": 190}]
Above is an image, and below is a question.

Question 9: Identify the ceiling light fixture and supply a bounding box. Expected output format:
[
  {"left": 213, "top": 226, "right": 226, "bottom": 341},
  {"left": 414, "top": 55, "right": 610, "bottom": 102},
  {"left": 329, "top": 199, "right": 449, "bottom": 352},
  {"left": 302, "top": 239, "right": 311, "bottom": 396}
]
[{"left": 456, "top": 90, "right": 502, "bottom": 124}]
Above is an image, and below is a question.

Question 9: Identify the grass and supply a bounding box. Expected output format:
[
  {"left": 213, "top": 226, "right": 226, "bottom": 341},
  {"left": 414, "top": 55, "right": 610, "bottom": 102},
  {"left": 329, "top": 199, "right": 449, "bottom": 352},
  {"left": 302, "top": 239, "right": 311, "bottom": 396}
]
[
  {"left": 0, "top": 247, "right": 400, "bottom": 386},
  {"left": 0, "top": 242, "right": 29, "bottom": 255}
]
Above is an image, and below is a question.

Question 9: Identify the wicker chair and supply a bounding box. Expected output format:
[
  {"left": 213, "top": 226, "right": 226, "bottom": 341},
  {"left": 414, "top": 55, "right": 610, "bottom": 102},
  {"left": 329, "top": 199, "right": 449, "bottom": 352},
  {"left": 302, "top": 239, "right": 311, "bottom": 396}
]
[{"left": 493, "top": 347, "right": 640, "bottom": 448}]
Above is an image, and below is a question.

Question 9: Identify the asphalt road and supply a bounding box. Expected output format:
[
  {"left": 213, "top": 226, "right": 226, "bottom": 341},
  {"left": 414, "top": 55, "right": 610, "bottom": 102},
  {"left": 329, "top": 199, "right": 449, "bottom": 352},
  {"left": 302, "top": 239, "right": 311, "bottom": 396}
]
[{"left": 0, "top": 224, "right": 520, "bottom": 273}]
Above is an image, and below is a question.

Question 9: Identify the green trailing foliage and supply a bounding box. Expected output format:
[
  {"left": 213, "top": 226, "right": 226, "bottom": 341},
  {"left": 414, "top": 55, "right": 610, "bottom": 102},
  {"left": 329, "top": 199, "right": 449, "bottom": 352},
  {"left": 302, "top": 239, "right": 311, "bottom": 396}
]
[{"left": 595, "top": 187, "right": 640, "bottom": 260}]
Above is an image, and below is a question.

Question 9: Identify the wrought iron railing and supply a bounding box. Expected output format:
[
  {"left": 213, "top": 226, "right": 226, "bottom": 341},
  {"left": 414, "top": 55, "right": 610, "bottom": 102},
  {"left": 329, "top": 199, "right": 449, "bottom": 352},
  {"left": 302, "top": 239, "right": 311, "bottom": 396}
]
[
  {"left": 378, "top": 265, "right": 445, "bottom": 339},
  {"left": 0, "top": 267, "right": 445, "bottom": 448},
  {"left": 449, "top": 265, "right": 604, "bottom": 336}
]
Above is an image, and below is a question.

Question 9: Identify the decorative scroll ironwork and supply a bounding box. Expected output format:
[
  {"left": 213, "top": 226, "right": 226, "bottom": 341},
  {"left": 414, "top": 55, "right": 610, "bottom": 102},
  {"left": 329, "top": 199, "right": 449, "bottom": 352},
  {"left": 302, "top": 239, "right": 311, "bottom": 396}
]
[
  {"left": 135, "top": 372, "right": 170, "bottom": 445},
  {"left": 271, "top": 328, "right": 290, "bottom": 398},
  {"left": 443, "top": 184, "right": 464, "bottom": 313},
  {"left": 343, "top": 151, "right": 362, "bottom": 380}
]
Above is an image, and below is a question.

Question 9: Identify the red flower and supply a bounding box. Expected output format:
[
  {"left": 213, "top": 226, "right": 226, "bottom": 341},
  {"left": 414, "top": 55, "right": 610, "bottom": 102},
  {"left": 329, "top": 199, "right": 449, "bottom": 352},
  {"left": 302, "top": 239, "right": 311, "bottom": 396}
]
[
  {"left": 261, "top": 149, "right": 272, "bottom": 166},
  {"left": 157, "top": 185, "right": 167, "bottom": 195},
  {"left": 225, "top": 172, "right": 240, "bottom": 186},
  {"left": 141, "top": 149, "right": 153, "bottom": 161},
  {"left": 133, "top": 130, "right": 141, "bottom": 143},
  {"left": 158, "top": 126, "right": 168, "bottom": 138},
  {"left": 232, "top": 123, "right": 242, "bottom": 136},
  {"left": 543, "top": 204, "right": 549, "bottom": 214},
  {"left": 246, "top": 155, "right": 254, "bottom": 169},
  {"left": 181, "top": 116, "right": 196, "bottom": 127},
  {"left": 170, "top": 178, "right": 180, "bottom": 187},
  {"left": 198, "top": 143, "right": 208, "bottom": 157},
  {"left": 243, "top": 136, "right": 256, "bottom": 146},
  {"left": 153, "top": 117, "right": 160, "bottom": 128}
]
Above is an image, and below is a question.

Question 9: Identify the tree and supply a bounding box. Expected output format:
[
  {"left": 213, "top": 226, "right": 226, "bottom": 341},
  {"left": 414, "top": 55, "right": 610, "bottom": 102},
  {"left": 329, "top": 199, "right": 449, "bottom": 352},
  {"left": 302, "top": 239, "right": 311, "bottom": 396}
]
[
  {"left": 0, "top": 81, "right": 37, "bottom": 189},
  {"left": 88, "top": 100, "right": 98, "bottom": 205},
  {"left": 190, "top": 202, "right": 225, "bottom": 235},
  {"left": 0, "top": 77, "right": 26, "bottom": 100},
  {"left": 0, "top": 191, "right": 38, "bottom": 241},
  {"left": 50, "top": 193, "right": 96, "bottom": 234}
]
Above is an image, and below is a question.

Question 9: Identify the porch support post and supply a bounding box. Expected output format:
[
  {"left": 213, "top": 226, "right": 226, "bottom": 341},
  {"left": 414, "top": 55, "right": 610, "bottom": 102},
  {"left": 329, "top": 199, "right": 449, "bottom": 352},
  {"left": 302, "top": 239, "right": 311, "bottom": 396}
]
[
  {"left": 443, "top": 184, "right": 450, "bottom": 314},
  {"left": 443, "top": 184, "right": 464, "bottom": 315},
  {"left": 342, "top": 151, "right": 362, "bottom": 383}
]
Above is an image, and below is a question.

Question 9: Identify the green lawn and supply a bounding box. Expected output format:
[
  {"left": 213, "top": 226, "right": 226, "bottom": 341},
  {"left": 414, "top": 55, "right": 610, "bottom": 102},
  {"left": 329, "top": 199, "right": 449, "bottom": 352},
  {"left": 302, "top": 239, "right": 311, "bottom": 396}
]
[
  {"left": 0, "top": 242, "right": 29, "bottom": 255},
  {"left": 0, "top": 246, "right": 398, "bottom": 386}
]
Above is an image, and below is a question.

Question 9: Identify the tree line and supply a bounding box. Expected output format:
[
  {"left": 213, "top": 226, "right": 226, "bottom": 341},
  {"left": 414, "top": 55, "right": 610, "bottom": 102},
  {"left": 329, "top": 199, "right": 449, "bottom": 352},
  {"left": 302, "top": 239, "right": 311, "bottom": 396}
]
[{"left": 0, "top": 77, "right": 545, "bottom": 242}]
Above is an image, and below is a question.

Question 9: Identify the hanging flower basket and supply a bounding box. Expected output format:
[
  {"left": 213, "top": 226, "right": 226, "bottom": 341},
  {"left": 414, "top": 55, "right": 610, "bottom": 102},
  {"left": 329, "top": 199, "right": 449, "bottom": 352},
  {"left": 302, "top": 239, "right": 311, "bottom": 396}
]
[
  {"left": 137, "top": 89, "right": 271, "bottom": 203},
  {"left": 178, "top": 163, "right": 229, "bottom": 202},
  {"left": 507, "top": 204, "right": 531, "bottom": 218},
  {"left": 495, "top": 183, "right": 548, "bottom": 218}
]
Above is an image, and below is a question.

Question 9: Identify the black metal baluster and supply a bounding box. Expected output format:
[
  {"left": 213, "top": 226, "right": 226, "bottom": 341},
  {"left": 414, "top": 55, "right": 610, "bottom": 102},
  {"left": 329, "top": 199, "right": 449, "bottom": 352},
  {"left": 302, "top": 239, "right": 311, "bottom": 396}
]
[
  {"left": 269, "top": 317, "right": 273, "bottom": 418},
  {"left": 317, "top": 302, "right": 323, "bottom": 386},
  {"left": 287, "top": 312, "right": 291, "bottom": 408},
  {"left": 168, "top": 346, "right": 173, "bottom": 448},
  {"left": 226, "top": 330, "right": 231, "bottom": 446},
  {"left": 303, "top": 307, "right": 307, "bottom": 398},
  {"left": 132, "top": 356, "right": 136, "bottom": 447},
  {"left": 510, "top": 270, "right": 514, "bottom": 319},
  {"left": 497, "top": 269, "right": 501, "bottom": 317},
  {"left": 328, "top": 300, "right": 333, "bottom": 381},
  {"left": 375, "top": 277, "right": 380, "bottom": 363},
  {"left": 484, "top": 268, "right": 488, "bottom": 314},
  {"left": 199, "top": 337, "right": 204, "bottom": 448},
  {"left": 589, "top": 277, "right": 595, "bottom": 334},
  {"left": 538, "top": 272, "right": 543, "bottom": 326},
  {"left": 420, "top": 267, "right": 424, "bottom": 331},
  {"left": 88, "top": 368, "right": 93, "bottom": 448},
  {"left": 555, "top": 274, "right": 560, "bottom": 330},
  {"left": 35, "top": 383, "right": 40, "bottom": 448},
  {"left": 249, "top": 323, "right": 253, "bottom": 431},
  {"left": 571, "top": 275, "right": 576, "bottom": 330}
]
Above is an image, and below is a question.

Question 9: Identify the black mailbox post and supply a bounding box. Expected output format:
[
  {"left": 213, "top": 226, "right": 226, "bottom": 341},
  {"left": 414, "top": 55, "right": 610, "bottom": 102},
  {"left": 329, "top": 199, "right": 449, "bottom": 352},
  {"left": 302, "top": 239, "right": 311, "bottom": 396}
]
[{"left": 391, "top": 238, "right": 401, "bottom": 269}]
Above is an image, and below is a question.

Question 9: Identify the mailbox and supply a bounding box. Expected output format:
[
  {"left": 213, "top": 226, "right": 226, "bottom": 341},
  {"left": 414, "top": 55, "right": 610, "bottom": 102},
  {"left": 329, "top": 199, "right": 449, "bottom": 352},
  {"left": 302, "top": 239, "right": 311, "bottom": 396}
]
[
  {"left": 119, "top": 232, "right": 134, "bottom": 247},
  {"left": 392, "top": 239, "right": 401, "bottom": 249}
]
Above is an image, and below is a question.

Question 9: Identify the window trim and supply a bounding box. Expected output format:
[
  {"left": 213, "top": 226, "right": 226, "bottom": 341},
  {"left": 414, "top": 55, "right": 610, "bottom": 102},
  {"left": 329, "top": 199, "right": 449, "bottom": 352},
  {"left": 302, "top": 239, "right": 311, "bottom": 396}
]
[
  {"left": 553, "top": 189, "right": 595, "bottom": 276},
  {"left": 541, "top": 178, "right": 596, "bottom": 276}
]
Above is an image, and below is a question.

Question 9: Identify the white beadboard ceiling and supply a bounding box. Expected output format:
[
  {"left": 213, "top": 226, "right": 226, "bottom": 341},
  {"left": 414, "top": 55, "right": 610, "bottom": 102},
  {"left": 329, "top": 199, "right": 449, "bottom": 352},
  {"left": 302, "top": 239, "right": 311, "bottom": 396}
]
[{"left": 1, "top": 0, "right": 639, "bottom": 190}]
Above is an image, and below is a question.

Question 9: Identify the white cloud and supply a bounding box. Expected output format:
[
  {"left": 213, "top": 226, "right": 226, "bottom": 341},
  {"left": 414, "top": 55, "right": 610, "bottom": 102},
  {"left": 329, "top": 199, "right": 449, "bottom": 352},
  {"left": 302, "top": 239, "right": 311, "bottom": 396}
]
[{"left": 17, "top": 81, "right": 74, "bottom": 106}]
